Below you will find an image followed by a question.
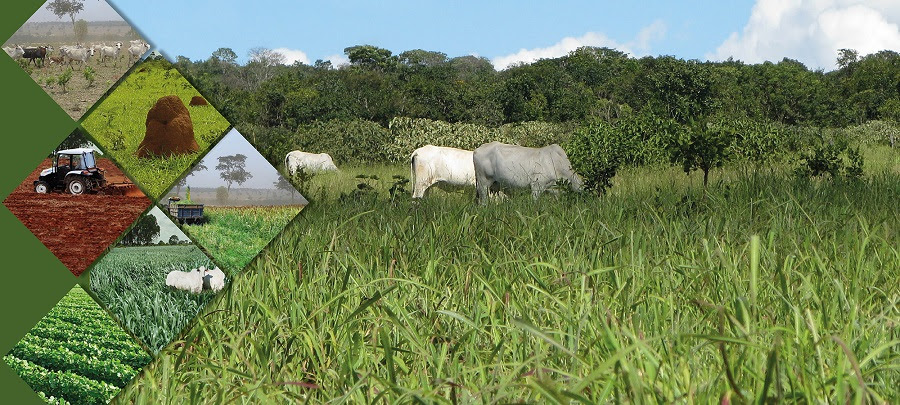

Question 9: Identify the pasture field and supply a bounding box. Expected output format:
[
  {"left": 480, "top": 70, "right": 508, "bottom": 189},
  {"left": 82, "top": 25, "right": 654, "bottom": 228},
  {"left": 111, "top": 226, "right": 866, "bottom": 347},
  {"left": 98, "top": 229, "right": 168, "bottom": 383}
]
[
  {"left": 4, "top": 285, "right": 150, "bottom": 404},
  {"left": 116, "top": 146, "right": 898, "bottom": 403},
  {"left": 81, "top": 59, "right": 231, "bottom": 199},
  {"left": 180, "top": 206, "right": 304, "bottom": 275},
  {"left": 5, "top": 20, "right": 147, "bottom": 119},
  {"left": 89, "top": 245, "right": 220, "bottom": 354}
]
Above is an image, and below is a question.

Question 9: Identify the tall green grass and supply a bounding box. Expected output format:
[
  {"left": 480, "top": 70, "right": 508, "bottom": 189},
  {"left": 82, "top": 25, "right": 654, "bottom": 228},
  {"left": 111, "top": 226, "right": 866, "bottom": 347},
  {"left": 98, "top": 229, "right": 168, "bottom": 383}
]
[
  {"left": 90, "top": 245, "right": 219, "bottom": 354},
  {"left": 117, "top": 149, "right": 898, "bottom": 403},
  {"left": 81, "top": 60, "right": 231, "bottom": 199},
  {"left": 182, "top": 206, "right": 304, "bottom": 275}
]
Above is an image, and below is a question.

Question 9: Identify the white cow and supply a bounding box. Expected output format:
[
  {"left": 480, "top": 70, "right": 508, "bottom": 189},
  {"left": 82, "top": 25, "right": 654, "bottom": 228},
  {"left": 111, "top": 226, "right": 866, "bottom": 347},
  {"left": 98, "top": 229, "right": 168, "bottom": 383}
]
[
  {"left": 410, "top": 145, "right": 476, "bottom": 198},
  {"left": 63, "top": 46, "right": 94, "bottom": 65},
  {"left": 284, "top": 151, "right": 338, "bottom": 175},
  {"left": 3, "top": 45, "right": 24, "bottom": 59},
  {"left": 473, "top": 142, "right": 584, "bottom": 201},
  {"left": 201, "top": 266, "right": 226, "bottom": 292},
  {"left": 128, "top": 42, "right": 150, "bottom": 62},
  {"left": 166, "top": 268, "right": 203, "bottom": 294},
  {"left": 97, "top": 42, "right": 122, "bottom": 64}
]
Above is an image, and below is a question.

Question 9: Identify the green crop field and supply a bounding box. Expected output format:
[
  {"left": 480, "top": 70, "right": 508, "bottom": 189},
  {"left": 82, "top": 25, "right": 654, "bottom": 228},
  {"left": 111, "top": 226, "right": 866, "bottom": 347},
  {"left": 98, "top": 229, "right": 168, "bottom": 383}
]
[
  {"left": 180, "top": 206, "right": 304, "bottom": 276},
  {"left": 81, "top": 59, "right": 231, "bottom": 199},
  {"left": 115, "top": 146, "right": 898, "bottom": 403},
  {"left": 5, "top": 286, "right": 150, "bottom": 405},
  {"left": 90, "top": 245, "right": 220, "bottom": 354}
]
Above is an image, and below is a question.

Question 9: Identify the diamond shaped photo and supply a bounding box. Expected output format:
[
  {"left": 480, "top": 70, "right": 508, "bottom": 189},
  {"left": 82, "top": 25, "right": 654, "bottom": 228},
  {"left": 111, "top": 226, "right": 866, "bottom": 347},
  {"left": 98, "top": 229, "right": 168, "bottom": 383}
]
[
  {"left": 162, "top": 128, "right": 307, "bottom": 275},
  {"left": 89, "top": 206, "right": 225, "bottom": 355},
  {"left": 1, "top": 0, "right": 151, "bottom": 120},
  {"left": 3, "top": 285, "right": 151, "bottom": 404},
  {"left": 81, "top": 56, "right": 231, "bottom": 200},
  {"left": 2, "top": 128, "right": 151, "bottom": 276}
]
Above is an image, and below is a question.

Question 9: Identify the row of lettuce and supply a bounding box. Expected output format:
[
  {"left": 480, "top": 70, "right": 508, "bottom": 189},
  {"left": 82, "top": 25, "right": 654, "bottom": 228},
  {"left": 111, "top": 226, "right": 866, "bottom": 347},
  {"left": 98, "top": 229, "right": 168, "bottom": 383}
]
[{"left": 4, "top": 286, "right": 150, "bottom": 405}]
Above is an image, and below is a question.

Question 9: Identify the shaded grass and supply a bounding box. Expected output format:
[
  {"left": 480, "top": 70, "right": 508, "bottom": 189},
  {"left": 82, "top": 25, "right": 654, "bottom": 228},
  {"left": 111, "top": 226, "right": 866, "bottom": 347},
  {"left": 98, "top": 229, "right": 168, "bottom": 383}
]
[
  {"left": 81, "top": 60, "right": 231, "bottom": 199},
  {"left": 89, "top": 245, "right": 219, "bottom": 354},
  {"left": 182, "top": 206, "right": 304, "bottom": 275},
  {"left": 116, "top": 149, "right": 898, "bottom": 403}
]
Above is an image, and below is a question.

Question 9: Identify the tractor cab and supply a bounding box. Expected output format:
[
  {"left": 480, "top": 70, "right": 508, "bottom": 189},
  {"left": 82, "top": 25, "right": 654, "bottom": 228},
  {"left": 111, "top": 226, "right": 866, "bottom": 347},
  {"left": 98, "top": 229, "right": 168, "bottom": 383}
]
[{"left": 35, "top": 148, "right": 107, "bottom": 194}]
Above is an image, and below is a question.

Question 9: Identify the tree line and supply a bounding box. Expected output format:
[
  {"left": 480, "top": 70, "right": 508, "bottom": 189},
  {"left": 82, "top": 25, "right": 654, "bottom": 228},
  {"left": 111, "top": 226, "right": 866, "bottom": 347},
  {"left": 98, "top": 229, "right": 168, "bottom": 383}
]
[{"left": 173, "top": 45, "right": 900, "bottom": 131}]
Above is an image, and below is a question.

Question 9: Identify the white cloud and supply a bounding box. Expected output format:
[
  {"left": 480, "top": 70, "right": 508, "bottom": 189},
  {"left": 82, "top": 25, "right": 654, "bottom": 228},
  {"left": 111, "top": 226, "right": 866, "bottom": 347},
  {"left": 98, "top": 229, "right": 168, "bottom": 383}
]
[
  {"left": 709, "top": 0, "right": 900, "bottom": 70},
  {"left": 491, "top": 20, "right": 667, "bottom": 70},
  {"left": 272, "top": 47, "right": 310, "bottom": 65},
  {"left": 322, "top": 53, "right": 350, "bottom": 67}
]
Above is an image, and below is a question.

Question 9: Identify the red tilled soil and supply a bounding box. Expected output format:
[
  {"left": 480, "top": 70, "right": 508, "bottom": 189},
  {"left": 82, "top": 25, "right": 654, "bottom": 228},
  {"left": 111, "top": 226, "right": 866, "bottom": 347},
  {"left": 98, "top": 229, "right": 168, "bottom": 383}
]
[{"left": 3, "top": 158, "right": 150, "bottom": 276}]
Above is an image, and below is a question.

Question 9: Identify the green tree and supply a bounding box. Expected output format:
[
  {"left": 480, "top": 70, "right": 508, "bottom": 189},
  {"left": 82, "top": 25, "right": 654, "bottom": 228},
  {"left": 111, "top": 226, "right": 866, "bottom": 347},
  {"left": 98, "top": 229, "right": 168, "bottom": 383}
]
[
  {"left": 45, "top": 0, "right": 84, "bottom": 32},
  {"left": 668, "top": 121, "right": 733, "bottom": 190},
  {"left": 345, "top": 45, "right": 396, "bottom": 71},
  {"left": 273, "top": 175, "right": 298, "bottom": 202},
  {"left": 216, "top": 154, "right": 253, "bottom": 192},
  {"left": 74, "top": 19, "right": 87, "bottom": 44},
  {"left": 211, "top": 47, "right": 238, "bottom": 65},
  {"left": 120, "top": 215, "right": 160, "bottom": 246},
  {"left": 168, "top": 235, "right": 180, "bottom": 245},
  {"left": 878, "top": 98, "right": 900, "bottom": 147}
]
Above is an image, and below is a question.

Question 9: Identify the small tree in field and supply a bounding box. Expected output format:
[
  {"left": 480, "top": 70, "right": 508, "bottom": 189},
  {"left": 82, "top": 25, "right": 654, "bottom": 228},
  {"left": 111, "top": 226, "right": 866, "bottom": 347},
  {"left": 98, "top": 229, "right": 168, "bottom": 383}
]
[
  {"left": 216, "top": 154, "right": 253, "bottom": 192},
  {"left": 168, "top": 235, "right": 180, "bottom": 245},
  {"left": 82, "top": 66, "right": 95, "bottom": 87},
  {"left": 57, "top": 68, "right": 73, "bottom": 93},
  {"left": 74, "top": 19, "right": 88, "bottom": 44},
  {"left": 45, "top": 0, "right": 84, "bottom": 32},
  {"left": 668, "top": 120, "right": 733, "bottom": 190}
]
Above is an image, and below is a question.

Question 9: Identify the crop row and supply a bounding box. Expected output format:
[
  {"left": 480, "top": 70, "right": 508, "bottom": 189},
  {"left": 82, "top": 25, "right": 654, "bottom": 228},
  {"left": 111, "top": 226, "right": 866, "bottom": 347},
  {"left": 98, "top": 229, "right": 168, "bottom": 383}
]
[
  {"left": 19, "top": 333, "right": 149, "bottom": 370},
  {"left": 5, "top": 356, "right": 118, "bottom": 405},
  {"left": 34, "top": 316, "right": 134, "bottom": 345},
  {"left": 9, "top": 337, "right": 138, "bottom": 387}
]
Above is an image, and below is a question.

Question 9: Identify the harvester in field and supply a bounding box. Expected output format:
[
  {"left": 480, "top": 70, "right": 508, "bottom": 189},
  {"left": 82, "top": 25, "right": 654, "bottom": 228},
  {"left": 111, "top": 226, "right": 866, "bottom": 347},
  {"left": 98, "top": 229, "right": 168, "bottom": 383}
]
[{"left": 33, "top": 148, "right": 138, "bottom": 195}]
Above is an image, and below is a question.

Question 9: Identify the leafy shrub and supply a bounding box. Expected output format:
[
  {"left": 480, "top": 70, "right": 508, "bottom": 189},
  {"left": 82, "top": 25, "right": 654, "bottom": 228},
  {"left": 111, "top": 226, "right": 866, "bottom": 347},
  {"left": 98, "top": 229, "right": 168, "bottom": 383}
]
[
  {"left": 83, "top": 66, "right": 96, "bottom": 87},
  {"left": 56, "top": 68, "right": 73, "bottom": 92},
  {"left": 567, "top": 120, "right": 628, "bottom": 194},
  {"left": 796, "top": 131, "right": 864, "bottom": 178},
  {"left": 843, "top": 120, "right": 898, "bottom": 147},
  {"left": 387, "top": 117, "right": 572, "bottom": 162}
]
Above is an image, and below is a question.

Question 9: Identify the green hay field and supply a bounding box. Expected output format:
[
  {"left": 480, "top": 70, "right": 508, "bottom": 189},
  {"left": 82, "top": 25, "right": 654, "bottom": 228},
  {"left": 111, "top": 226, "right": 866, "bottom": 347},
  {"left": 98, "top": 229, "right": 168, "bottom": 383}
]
[
  {"left": 81, "top": 59, "right": 230, "bottom": 199},
  {"left": 116, "top": 146, "right": 898, "bottom": 403}
]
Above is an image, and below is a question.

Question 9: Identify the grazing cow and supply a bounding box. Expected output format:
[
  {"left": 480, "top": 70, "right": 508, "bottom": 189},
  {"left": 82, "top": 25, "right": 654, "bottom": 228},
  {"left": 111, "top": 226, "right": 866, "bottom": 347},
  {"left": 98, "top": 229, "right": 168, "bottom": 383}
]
[
  {"left": 3, "top": 45, "right": 24, "bottom": 59},
  {"left": 284, "top": 151, "right": 338, "bottom": 175},
  {"left": 64, "top": 47, "right": 94, "bottom": 65},
  {"left": 23, "top": 46, "right": 52, "bottom": 66},
  {"left": 473, "top": 142, "right": 583, "bottom": 201},
  {"left": 409, "top": 145, "right": 476, "bottom": 198}
]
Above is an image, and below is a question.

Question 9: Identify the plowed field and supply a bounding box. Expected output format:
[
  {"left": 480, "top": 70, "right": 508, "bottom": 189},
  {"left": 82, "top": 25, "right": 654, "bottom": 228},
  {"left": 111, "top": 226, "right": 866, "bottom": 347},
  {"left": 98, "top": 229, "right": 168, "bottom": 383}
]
[{"left": 3, "top": 158, "right": 150, "bottom": 276}]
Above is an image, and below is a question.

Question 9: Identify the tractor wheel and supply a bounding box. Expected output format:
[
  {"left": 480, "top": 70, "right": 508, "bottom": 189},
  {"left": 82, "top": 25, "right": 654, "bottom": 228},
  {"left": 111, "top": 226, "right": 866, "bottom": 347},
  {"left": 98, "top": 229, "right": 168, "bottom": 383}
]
[
  {"left": 34, "top": 181, "right": 49, "bottom": 194},
  {"left": 67, "top": 178, "right": 87, "bottom": 195}
]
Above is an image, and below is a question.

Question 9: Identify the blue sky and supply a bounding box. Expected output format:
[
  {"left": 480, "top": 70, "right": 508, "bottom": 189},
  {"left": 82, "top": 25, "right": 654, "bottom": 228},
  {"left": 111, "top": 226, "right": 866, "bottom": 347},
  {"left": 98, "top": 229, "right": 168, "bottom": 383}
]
[
  {"left": 97, "top": 1, "right": 900, "bottom": 70},
  {"left": 110, "top": 0, "right": 753, "bottom": 64}
]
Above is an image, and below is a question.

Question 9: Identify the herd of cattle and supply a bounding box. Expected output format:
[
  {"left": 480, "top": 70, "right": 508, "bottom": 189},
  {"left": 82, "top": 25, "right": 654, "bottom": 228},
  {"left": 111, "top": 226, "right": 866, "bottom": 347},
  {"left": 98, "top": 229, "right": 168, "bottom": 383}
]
[
  {"left": 285, "top": 143, "right": 584, "bottom": 201},
  {"left": 2, "top": 40, "right": 149, "bottom": 67}
]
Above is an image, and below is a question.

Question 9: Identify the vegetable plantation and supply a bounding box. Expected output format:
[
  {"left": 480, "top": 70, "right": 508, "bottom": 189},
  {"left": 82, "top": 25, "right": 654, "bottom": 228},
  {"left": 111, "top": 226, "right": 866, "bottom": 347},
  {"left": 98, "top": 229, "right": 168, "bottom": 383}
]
[
  {"left": 115, "top": 145, "right": 897, "bottom": 403},
  {"left": 4, "top": 286, "right": 150, "bottom": 405},
  {"left": 90, "top": 245, "right": 219, "bottom": 354},
  {"left": 80, "top": 59, "right": 231, "bottom": 199},
  {"left": 179, "top": 206, "right": 303, "bottom": 276}
]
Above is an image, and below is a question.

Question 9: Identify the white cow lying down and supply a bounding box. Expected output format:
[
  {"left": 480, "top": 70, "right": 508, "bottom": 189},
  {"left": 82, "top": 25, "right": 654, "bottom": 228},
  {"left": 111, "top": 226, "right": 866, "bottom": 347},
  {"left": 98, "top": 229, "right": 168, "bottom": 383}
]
[
  {"left": 285, "top": 150, "right": 338, "bottom": 175},
  {"left": 201, "top": 266, "right": 226, "bottom": 292},
  {"left": 166, "top": 268, "right": 203, "bottom": 294},
  {"left": 410, "top": 145, "right": 476, "bottom": 198}
]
